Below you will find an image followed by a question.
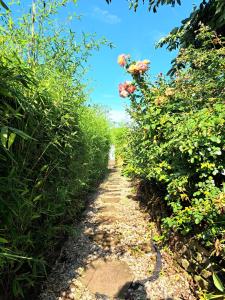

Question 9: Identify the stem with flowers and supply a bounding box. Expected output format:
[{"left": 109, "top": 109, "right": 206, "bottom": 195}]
[{"left": 117, "top": 54, "right": 152, "bottom": 121}]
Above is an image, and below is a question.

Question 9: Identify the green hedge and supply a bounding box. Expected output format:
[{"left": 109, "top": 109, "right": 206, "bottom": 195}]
[
  {"left": 0, "top": 3, "right": 110, "bottom": 298},
  {"left": 0, "top": 52, "right": 110, "bottom": 300},
  {"left": 117, "top": 26, "right": 225, "bottom": 250},
  {"left": 0, "top": 50, "right": 110, "bottom": 299}
]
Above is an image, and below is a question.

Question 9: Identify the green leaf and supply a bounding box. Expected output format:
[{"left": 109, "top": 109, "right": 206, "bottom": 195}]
[
  {"left": 33, "top": 195, "right": 42, "bottom": 202},
  {"left": 205, "top": 293, "right": 224, "bottom": 299},
  {"left": 8, "top": 132, "right": 16, "bottom": 149},
  {"left": 213, "top": 273, "right": 224, "bottom": 292},
  {"left": 1, "top": 126, "right": 8, "bottom": 148},
  {"left": 0, "top": 0, "right": 9, "bottom": 10},
  {"left": 8, "top": 127, "right": 36, "bottom": 141},
  {"left": 31, "top": 214, "right": 41, "bottom": 220},
  {"left": 0, "top": 237, "right": 8, "bottom": 243},
  {"left": 12, "top": 278, "right": 24, "bottom": 297}
]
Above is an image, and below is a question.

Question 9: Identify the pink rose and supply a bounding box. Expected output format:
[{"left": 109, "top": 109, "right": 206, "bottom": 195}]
[
  {"left": 127, "top": 60, "right": 150, "bottom": 74},
  {"left": 118, "top": 81, "right": 136, "bottom": 98},
  {"left": 117, "top": 54, "right": 130, "bottom": 67},
  {"left": 127, "top": 84, "right": 136, "bottom": 93},
  {"left": 120, "top": 90, "right": 129, "bottom": 98},
  {"left": 136, "top": 61, "right": 149, "bottom": 73}
]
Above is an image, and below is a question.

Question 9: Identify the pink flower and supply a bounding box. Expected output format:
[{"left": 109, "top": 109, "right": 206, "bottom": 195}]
[
  {"left": 118, "top": 81, "right": 136, "bottom": 98},
  {"left": 117, "top": 54, "right": 130, "bottom": 67},
  {"left": 136, "top": 61, "right": 149, "bottom": 73},
  {"left": 119, "top": 83, "right": 125, "bottom": 93},
  {"left": 127, "top": 59, "right": 150, "bottom": 74},
  {"left": 127, "top": 84, "right": 136, "bottom": 94},
  {"left": 120, "top": 90, "right": 129, "bottom": 98}
]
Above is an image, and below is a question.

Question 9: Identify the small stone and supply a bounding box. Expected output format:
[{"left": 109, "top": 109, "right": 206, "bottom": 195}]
[
  {"left": 200, "top": 269, "right": 212, "bottom": 279},
  {"left": 181, "top": 259, "right": 190, "bottom": 270},
  {"left": 77, "top": 267, "right": 84, "bottom": 274},
  {"left": 80, "top": 259, "right": 134, "bottom": 298},
  {"left": 196, "top": 252, "right": 203, "bottom": 263},
  {"left": 194, "top": 275, "right": 209, "bottom": 289},
  {"left": 68, "top": 292, "right": 74, "bottom": 299},
  {"left": 84, "top": 228, "right": 93, "bottom": 235}
]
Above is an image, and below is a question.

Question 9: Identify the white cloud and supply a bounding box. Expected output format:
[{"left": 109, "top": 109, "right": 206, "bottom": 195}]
[
  {"left": 108, "top": 109, "right": 131, "bottom": 124},
  {"left": 92, "top": 7, "right": 121, "bottom": 25}
]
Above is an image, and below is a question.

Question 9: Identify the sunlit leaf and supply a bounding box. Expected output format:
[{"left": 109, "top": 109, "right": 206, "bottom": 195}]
[
  {"left": 0, "top": 126, "right": 8, "bottom": 148},
  {"left": 0, "top": 237, "right": 8, "bottom": 243},
  {"left": 8, "top": 132, "right": 16, "bottom": 149},
  {"left": 8, "top": 127, "right": 36, "bottom": 141},
  {"left": 213, "top": 273, "right": 224, "bottom": 292}
]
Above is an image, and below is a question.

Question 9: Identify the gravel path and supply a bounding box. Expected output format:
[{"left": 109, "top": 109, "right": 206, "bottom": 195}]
[{"left": 39, "top": 164, "right": 196, "bottom": 300}]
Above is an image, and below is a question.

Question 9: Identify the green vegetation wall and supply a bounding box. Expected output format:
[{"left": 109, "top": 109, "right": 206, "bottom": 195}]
[
  {"left": 117, "top": 26, "right": 225, "bottom": 271},
  {"left": 0, "top": 2, "right": 110, "bottom": 299}
]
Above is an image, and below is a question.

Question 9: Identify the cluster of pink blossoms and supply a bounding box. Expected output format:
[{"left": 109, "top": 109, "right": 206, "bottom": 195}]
[
  {"left": 118, "top": 54, "right": 150, "bottom": 74},
  {"left": 127, "top": 60, "right": 150, "bottom": 74},
  {"left": 119, "top": 81, "right": 136, "bottom": 98},
  {"left": 117, "top": 54, "right": 150, "bottom": 98}
]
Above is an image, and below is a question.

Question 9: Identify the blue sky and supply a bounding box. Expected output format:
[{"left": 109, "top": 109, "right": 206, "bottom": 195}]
[
  {"left": 68, "top": 0, "right": 201, "bottom": 122},
  {"left": 12, "top": 0, "right": 201, "bottom": 123}
]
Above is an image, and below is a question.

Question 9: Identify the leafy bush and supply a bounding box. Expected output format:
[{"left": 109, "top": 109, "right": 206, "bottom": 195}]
[
  {"left": 117, "top": 26, "right": 225, "bottom": 252},
  {"left": 0, "top": 1, "right": 110, "bottom": 299}
]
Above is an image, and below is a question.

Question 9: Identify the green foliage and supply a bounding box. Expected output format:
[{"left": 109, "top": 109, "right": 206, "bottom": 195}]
[
  {"left": 118, "top": 26, "right": 225, "bottom": 254},
  {"left": 107, "top": 0, "right": 225, "bottom": 53},
  {"left": 111, "top": 126, "right": 128, "bottom": 165},
  {"left": 106, "top": 0, "right": 180, "bottom": 12},
  {"left": 157, "top": 0, "right": 225, "bottom": 52},
  {"left": 0, "top": 1, "right": 110, "bottom": 299},
  {"left": 205, "top": 273, "right": 225, "bottom": 299},
  {"left": 212, "top": 273, "right": 224, "bottom": 292},
  {"left": 128, "top": 0, "right": 181, "bottom": 12}
]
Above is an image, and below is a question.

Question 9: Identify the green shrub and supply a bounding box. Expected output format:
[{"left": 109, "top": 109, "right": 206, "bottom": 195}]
[
  {"left": 0, "top": 1, "right": 110, "bottom": 298},
  {"left": 117, "top": 26, "right": 225, "bottom": 251}
]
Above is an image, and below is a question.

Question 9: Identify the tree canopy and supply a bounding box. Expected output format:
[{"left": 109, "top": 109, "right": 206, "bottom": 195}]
[
  {"left": 0, "top": 0, "right": 9, "bottom": 10},
  {"left": 106, "top": 0, "right": 181, "bottom": 12},
  {"left": 106, "top": 0, "right": 225, "bottom": 50},
  {"left": 158, "top": 0, "right": 225, "bottom": 50}
]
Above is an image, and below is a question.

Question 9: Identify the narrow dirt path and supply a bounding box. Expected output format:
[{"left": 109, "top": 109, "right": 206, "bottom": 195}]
[{"left": 40, "top": 163, "right": 196, "bottom": 300}]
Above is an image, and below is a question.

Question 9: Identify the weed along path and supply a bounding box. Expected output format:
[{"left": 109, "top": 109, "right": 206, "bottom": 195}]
[{"left": 40, "top": 162, "right": 195, "bottom": 300}]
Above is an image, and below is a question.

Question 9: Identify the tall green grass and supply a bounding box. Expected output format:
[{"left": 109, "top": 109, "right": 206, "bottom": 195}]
[{"left": 0, "top": 1, "right": 110, "bottom": 298}]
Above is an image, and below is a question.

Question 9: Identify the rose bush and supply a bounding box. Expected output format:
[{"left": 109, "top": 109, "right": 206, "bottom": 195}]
[{"left": 117, "top": 26, "right": 225, "bottom": 254}]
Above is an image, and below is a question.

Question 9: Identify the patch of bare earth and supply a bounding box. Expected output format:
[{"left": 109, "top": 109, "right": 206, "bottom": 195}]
[{"left": 39, "top": 162, "right": 196, "bottom": 300}]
